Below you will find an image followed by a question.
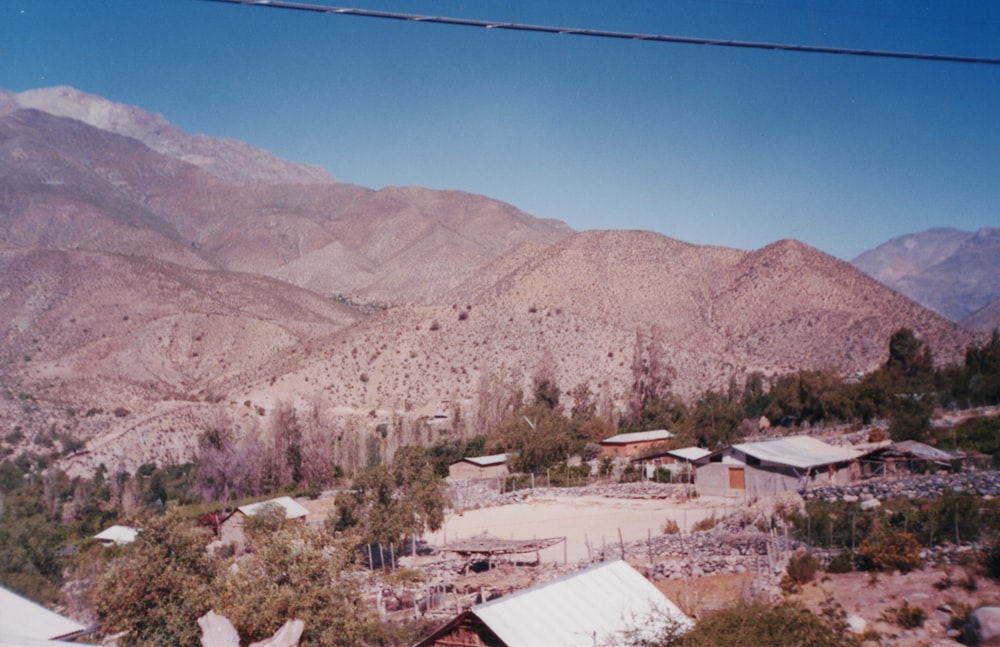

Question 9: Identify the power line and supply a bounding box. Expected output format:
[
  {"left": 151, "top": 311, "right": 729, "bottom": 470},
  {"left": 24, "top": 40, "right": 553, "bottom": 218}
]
[{"left": 199, "top": 0, "right": 1000, "bottom": 65}]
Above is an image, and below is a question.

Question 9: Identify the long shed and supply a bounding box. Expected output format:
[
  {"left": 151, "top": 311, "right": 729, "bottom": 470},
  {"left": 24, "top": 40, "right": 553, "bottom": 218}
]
[{"left": 694, "top": 435, "right": 863, "bottom": 497}]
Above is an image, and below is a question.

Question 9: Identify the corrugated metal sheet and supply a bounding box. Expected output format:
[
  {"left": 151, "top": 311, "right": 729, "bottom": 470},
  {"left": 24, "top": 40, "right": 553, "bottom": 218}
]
[
  {"left": 238, "top": 496, "right": 309, "bottom": 520},
  {"left": 94, "top": 524, "right": 138, "bottom": 545},
  {"left": 464, "top": 453, "right": 509, "bottom": 467},
  {"left": 0, "top": 586, "right": 87, "bottom": 642},
  {"left": 734, "top": 436, "right": 863, "bottom": 470},
  {"left": 667, "top": 447, "right": 711, "bottom": 462},
  {"left": 890, "top": 440, "right": 961, "bottom": 462},
  {"left": 601, "top": 429, "right": 674, "bottom": 445},
  {"left": 470, "top": 560, "right": 691, "bottom": 646}
]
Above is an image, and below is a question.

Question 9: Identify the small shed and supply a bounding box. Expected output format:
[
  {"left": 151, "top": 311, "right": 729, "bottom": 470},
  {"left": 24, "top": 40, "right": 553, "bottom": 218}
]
[
  {"left": 218, "top": 496, "right": 310, "bottom": 552},
  {"left": 632, "top": 446, "right": 710, "bottom": 481},
  {"left": 448, "top": 454, "right": 510, "bottom": 481},
  {"left": 0, "top": 585, "right": 88, "bottom": 643},
  {"left": 599, "top": 429, "right": 674, "bottom": 459},
  {"left": 694, "top": 435, "right": 863, "bottom": 497},
  {"left": 861, "top": 440, "right": 965, "bottom": 477},
  {"left": 413, "top": 560, "right": 691, "bottom": 647},
  {"left": 94, "top": 524, "right": 138, "bottom": 546}
]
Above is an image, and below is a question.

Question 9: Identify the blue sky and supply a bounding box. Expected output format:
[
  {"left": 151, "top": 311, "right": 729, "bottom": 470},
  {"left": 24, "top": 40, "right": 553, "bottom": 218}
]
[{"left": 2, "top": 0, "right": 998, "bottom": 260}]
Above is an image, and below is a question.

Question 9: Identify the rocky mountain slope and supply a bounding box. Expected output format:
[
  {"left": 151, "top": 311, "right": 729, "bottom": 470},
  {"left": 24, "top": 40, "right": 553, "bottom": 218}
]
[
  {"left": 852, "top": 227, "right": 1000, "bottom": 329},
  {"left": 0, "top": 86, "right": 976, "bottom": 474}
]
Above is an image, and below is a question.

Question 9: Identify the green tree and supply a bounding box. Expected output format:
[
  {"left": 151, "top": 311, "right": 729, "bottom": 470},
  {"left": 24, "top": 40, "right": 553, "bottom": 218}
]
[
  {"left": 96, "top": 513, "right": 220, "bottom": 647},
  {"left": 217, "top": 526, "right": 384, "bottom": 647},
  {"left": 334, "top": 446, "right": 446, "bottom": 549}
]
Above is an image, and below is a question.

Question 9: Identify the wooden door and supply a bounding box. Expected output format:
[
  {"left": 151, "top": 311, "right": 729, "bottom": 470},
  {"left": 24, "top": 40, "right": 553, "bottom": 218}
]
[{"left": 729, "top": 467, "right": 746, "bottom": 490}]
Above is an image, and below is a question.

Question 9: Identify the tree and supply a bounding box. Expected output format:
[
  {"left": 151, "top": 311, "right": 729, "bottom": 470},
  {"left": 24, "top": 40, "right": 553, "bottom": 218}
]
[
  {"left": 217, "top": 526, "right": 383, "bottom": 647},
  {"left": 96, "top": 513, "right": 220, "bottom": 647},
  {"left": 334, "top": 446, "right": 446, "bottom": 549},
  {"left": 626, "top": 327, "right": 675, "bottom": 425}
]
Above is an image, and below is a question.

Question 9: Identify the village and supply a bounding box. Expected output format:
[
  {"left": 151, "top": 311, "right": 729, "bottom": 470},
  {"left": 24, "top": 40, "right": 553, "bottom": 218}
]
[{"left": 9, "top": 411, "right": 999, "bottom": 647}]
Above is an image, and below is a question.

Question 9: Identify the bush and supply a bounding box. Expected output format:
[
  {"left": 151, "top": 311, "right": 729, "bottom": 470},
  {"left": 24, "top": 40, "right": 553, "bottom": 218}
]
[
  {"left": 662, "top": 519, "right": 680, "bottom": 535},
  {"left": 858, "top": 531, "right": 924, "bottom": 573},
  {"left": 691, "top": 515, "right": 718, "bottom": 532},
  {"left": 826, "top": 548, "right": 854, "bottom": 574},
  {"left": 787, "top": 550, "right": 820, "bottom": 585},
  {"left": 664, "top": 600, "right": 857, "bottom": 647},
  {"left": 885, "top": 601, "right": 926, "bottom": 629}
]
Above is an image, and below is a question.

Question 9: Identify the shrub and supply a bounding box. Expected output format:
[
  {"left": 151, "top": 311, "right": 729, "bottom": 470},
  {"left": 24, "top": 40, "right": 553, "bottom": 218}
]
[
  {"left": 885, "top": 601, "right": 926, "bottom": 629},
  {"left": 826, "top": 548, "right": 854, "bottom": 574},
  {"left": 662, "top": 519, "right": 680, "bottom": 535},
  {"left": 787, "top": 549, "right": 820, "bottom": 585},
  {"left": 691, "top": 515, "right": 718, "bottom": 532},
  {"left": 664, "top": 599, "right": 857, "bottom": 647},
  {"left": 858, "top": 531, "right": 924, "bottom": 573}
]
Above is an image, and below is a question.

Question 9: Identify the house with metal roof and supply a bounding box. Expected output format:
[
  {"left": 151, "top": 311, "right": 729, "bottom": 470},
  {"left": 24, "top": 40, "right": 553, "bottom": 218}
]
[
  {"left": 413, "top": 560, "right": 691, "bottom": 647},
  {"left": 218, "top": 496, "right": 310, "bottom": 553},
  {"left": 693, "top": 435, "right": 863, "bottom": 497},
  {"left": 448, "top": 453, "right": 510, "bottom": 481},
  {"left": 94, "top": 524, "right": 138, "bottom": 546},
  {"left": 631, "top": 446, "right": 711, "bottom": 481},
  {"left": 599, "top": 429, "right": 674, "bottom": 459},
  {"left": 0, "top": 585, "right": 88, "bottom": 644}
]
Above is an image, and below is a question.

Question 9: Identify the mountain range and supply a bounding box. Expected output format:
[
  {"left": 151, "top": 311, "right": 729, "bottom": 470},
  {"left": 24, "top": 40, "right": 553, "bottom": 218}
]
[
  {"left": 0, "top": 87, "right": 982, "bottom": 474},
  {"left": 852, "top": 227, "right": 1000, "bottom": 332}
]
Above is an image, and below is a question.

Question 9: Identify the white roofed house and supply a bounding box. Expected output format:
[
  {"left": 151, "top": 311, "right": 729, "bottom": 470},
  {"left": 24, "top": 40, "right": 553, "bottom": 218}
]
[
  {"left": 413, "top": 560, "right": 691, "bottom": 647},
  {"left": 631, "top": 446, "right": 711, "bottom": 482},
  {"left": 93, "top": 524, "right": 138, "bottom": 546},
  {"left": 217, "top": 495, "right": 310, "bottom": 554},
  {"left": 693, "top": 436, "right": 863, "bottom": 498},
  {"left": 0, "top": 585, "right": 89, "bottom": 645}
]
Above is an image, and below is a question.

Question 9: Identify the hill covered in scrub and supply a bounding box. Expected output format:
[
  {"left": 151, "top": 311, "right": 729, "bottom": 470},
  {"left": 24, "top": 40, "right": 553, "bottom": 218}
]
[{"left": 0, "top": 86, "right": 975, "bottom": 474}]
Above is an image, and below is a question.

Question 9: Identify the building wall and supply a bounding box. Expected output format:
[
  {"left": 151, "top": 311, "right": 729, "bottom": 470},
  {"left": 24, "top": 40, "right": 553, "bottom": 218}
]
[
  {"left": 696, "top": 459, "right": 858, "bottom": 497},
  {"left": 448, "top": 462, "right": 509, "bottom": 481},
  {"left": 600, "top": 441, "right": 668, "bottom": 459}
]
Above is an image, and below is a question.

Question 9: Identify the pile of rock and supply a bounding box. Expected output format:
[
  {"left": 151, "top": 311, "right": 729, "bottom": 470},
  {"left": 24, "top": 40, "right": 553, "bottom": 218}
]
[{"left": 805, "top": 472, "right": 1000, "bottom": 502}]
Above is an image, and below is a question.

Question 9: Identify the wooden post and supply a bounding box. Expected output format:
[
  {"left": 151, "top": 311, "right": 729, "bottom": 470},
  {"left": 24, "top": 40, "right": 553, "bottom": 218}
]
[
  {"left": 368, "top": 543, "right": 374, "bottom": 570},
  {"left": 618, "top": 528, "right": 625, "bottom": 560}
]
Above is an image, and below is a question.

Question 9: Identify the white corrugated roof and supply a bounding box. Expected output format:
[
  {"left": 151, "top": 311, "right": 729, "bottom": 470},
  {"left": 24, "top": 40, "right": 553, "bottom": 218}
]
[
  {"left": 734, "top": 435, "right": 863, "bottom": 470},
  {"left": 667, "top": 447, "right": 711, "bottom": 462},
  {"left": 0, "top": 586, "right": 87, "bottom": 642},
  {"left": 471, "top": 560, "right": 691, "bottom": 646},
  {"left": 601, "top": 429, "right": 674, "bottom": 445},
  {"left": 463, "top": 453, "right": 509, "bottom": 467},
  {"left": 94, "top": 524, "right": 138, "bottom": 545},
  {"left": 238, "top": 496, "right": 309, "bottom": 520}
]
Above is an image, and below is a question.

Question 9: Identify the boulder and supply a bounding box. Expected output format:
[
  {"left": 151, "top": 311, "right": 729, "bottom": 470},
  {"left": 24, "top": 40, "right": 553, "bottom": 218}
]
[{"left": 965, "top": 606, "right": 1000, "bottom": 646}]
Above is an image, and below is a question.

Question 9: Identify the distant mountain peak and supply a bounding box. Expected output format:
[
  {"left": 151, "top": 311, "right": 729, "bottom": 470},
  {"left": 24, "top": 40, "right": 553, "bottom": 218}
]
[{"left": 14, "top": 85, "right": 336, "bottom": 186}]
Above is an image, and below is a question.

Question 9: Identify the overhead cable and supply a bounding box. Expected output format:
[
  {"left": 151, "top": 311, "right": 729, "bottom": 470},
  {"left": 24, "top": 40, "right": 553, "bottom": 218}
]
[{"left": 199, "top": 0, "right": 1000, "bottom": 65}]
